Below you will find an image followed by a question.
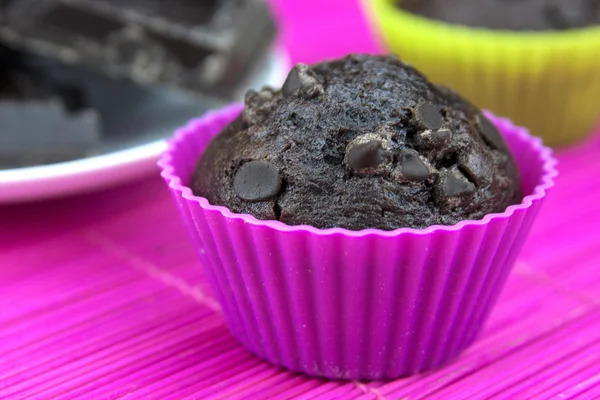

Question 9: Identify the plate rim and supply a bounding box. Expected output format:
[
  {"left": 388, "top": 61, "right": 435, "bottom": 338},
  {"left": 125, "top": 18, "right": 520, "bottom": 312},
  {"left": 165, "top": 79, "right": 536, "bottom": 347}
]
[{"left": 0, "top": 139, "right": 167, "bottom": 183}]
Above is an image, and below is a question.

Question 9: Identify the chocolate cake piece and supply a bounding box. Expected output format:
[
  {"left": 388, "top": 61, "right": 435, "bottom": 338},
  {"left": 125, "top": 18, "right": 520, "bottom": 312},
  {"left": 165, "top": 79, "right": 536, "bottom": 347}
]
[
  {"left": 399, "top": 0, "right": 600, "bottom": 31},
  {"left": 0, "top": 45, "right": 100, "bottom": 167},
  {"left": 0, "top": 0, "right": 276, "bottom": 100}
]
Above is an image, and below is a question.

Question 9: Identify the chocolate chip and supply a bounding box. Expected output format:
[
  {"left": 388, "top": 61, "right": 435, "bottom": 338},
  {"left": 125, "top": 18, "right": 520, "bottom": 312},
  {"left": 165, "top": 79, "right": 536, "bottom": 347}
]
[
  {"left": 346, "top": 140, "right": 385, "bottom": 170},
  {"left": 282, "top": 64, "right": 323, "bottom": 99},
  {"left": 282, "top": 68, "right": 302, "bottom": 97},
  {"left": 442, "top": 170, "right": 476, "bottom": 197},
  {"left": 458, "top": 150, "right": 492, "bottom": 186},
  {"left": 233, "top": 160, "right": 281, "bottom": 202},
  {"left": 477, "top": 114, "right": 506, "bottom": 149},
  {"left": 415, "top": 103, "right": 444, "bottom": 130},
  {"left": 400, "top": 150, "right": 429, "bottom": 181},
  {"left": 432, "top": 128, "right": 452, "bottom": 145},
  {"left": 416, "top": 128, "right": 452, "bottom": 150}
]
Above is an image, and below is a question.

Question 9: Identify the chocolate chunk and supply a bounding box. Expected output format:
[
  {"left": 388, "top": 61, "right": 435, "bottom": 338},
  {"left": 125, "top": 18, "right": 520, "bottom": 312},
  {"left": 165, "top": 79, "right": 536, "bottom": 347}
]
[
  {"left": 400, "top": 150, "right": 429, "bottom": 181},
  {"left": 233, "top": 160, "right": 281, "bottom": 201},
  {"left": 442, "top": 170, "right": 476, "bottom": 197},
  {"left": 346, "top": 140, "right": 385, "bottom": 170},
  {"left": 477, "top": 114, "right": 506, "bottom": 149},
  {"left": 282, "top": 67, "right": 303, "bottom": 97},
  {"left": 415, "top": 103, "right": 444, "bottom": 130}
]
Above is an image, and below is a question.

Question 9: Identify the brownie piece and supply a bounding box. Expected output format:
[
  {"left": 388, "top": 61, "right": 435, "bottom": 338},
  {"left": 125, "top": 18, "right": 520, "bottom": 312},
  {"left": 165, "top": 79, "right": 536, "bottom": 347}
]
[
  {"left": 191, "top": 54, "right": 522, "bottom": 231},
  {"left": 0, "top": 47, "right": 53, "bottom": 100},
  {"left": 399, "top": 0, "right": 600, "bottom": 31},
  {"left": 0, "top": 0, "right": 276, "bottom": 100},
  {"left": 0, "top": 45, "right": 100, "bottom": 167}
]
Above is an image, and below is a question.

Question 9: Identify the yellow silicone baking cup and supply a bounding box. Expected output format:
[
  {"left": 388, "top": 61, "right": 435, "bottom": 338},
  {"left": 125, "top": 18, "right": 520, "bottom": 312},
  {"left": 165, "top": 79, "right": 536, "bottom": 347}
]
[{"left": 367, "top": 0, "right": 600, "bottom": 147}]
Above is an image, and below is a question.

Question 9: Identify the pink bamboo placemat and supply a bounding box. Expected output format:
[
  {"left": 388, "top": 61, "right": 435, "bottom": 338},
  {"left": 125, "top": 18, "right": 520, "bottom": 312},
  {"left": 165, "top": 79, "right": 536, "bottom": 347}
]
[
  {"left": 3, "top": 1, "right": 600, "bottom": 398},
  {"left": 2, "top": 131, "right": 600, "bottom": 399}
]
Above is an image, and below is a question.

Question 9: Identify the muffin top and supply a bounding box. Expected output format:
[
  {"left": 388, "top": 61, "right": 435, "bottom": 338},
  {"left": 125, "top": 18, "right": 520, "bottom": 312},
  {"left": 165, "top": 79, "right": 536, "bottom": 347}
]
[
  {"left": 399, "top": 0, "right": 600, "bottom": 31},
  {"left": 191, "top": 54, "right": 522, "bottom": 231}
]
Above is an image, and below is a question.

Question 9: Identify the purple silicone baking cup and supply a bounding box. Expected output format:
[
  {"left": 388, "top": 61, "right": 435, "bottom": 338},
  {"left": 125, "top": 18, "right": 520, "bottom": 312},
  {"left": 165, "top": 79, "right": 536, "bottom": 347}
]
[{"left": 159, "top": 103, "right": 557, "bottom": 380}]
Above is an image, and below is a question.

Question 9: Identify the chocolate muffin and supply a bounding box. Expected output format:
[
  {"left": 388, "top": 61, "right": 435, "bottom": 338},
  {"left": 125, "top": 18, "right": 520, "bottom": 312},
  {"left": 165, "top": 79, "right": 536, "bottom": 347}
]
[
  {"left": 191, "top": 54, "right": 522, "bottom": 231},
  {"left": 399, "top": 0, "right": 600, "bottom": 31}
]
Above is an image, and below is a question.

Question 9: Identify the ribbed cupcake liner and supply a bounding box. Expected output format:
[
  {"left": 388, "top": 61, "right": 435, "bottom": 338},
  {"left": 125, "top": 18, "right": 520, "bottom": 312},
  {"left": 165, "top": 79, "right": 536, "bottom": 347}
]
[
  {"left": 366, "top": 0, "right": 600, "bottom": 147},
  {"left": 159, "top": 105, "right": 557, "bottom": 380}
]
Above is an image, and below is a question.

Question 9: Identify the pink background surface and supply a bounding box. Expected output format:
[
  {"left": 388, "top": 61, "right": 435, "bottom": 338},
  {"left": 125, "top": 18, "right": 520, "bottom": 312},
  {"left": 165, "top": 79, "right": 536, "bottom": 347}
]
[
  {"left": 2, "top": 1, "right": 600, "bottom": 398},
  {"left": 269, "top": 0, "right": 383, "bottom": 64}
]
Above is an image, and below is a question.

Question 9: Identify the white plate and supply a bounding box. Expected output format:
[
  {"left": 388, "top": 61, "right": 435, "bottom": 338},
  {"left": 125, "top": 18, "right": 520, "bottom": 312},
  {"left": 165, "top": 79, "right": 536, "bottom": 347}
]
[{"left": 0, "top": 51, "right": 289, "bottom": 203}]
